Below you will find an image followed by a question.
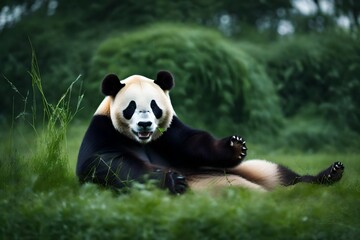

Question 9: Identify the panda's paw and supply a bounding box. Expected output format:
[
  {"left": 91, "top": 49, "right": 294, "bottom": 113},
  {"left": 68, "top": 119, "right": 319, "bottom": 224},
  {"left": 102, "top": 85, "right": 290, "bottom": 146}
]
[
  {"left": 327, "top": 161, "right": 344, "bottom": 182},
  {"left": 319, "top": 161, "right": 344, "bottom": 184},
  {"left": 229, "top": 135, "right": 247, "bottom": 160},
  {"left": 165, "top": 171, "right": 188, "bottom": 195}
]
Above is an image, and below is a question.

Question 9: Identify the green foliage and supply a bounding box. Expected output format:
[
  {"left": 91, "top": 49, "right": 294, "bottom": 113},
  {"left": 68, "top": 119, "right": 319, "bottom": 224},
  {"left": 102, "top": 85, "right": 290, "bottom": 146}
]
[
  {"left": 0, "top": 144, "right": 28, "bottom": 192},
  {"left": 0, "top": 13, "right": 100, "bottom": 120},
  {"left": 278, "top": 115, "right": 360, "bottom": 152},
  {"left": 264, "top": 33, "right": 360, "bottom": 133},
  {"left": 0, "top": 0, "right": 293, "bottom": 119},
  {"left": 90, "top": 24, "right": 282, "bottom": 137}
]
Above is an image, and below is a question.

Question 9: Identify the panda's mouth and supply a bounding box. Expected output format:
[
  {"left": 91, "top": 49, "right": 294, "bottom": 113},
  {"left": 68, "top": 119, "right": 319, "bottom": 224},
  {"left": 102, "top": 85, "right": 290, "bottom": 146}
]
[{"left": 133, "top": 130, "right": 153, "bottom": 140}]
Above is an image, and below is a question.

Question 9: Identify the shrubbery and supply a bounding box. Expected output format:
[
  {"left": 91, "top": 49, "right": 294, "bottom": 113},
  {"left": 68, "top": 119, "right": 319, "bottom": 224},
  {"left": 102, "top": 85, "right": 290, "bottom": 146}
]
[
  {"left": 264, "top": 33, "right": 360, "bottom": 133},
  {"left": 238, "top": 32, "right": 360, "bottom": 150},
  {"left": 90, "top": 24, "right": 282, "bottom": 137}
]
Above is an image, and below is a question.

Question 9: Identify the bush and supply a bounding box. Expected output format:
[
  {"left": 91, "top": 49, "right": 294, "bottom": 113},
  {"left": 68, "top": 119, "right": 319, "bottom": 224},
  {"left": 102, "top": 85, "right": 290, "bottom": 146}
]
[
  {"left": 89, "top": 24, "right": 282, "bottom": 138},
  {"left": 280, "top": 116, "right": 347, "bottom": 152},
  {"left": 264, "top": 33, "right": 360, "bottom": 133}
]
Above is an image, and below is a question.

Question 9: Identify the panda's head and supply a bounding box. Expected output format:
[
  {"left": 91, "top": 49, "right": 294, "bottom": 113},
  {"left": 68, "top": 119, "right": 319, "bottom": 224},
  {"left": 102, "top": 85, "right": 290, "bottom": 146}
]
[{"left": 98, "top": 71, "right": 175, "bottom": 144}]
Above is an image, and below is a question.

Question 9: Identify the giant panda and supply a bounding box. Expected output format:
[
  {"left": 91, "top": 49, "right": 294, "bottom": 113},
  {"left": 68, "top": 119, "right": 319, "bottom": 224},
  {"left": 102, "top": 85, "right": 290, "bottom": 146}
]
[{"left": 76, "top": 71, "right": 344, "bottom": 194}]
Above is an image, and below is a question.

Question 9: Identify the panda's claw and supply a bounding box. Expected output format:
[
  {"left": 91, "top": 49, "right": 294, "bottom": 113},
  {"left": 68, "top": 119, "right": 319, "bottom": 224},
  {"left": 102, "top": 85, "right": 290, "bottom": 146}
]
[
  {"left": 334, "top": 161, "right": 344, "bottom": 170},
  {"left": 165, "top": 171, "right": 188, "bottom": 195},
  {"left": 320, "top": 161, "right": 344, "bottom": 184},
  {"left": 229, "top": 135, "right": 247, "bottom": 161}
]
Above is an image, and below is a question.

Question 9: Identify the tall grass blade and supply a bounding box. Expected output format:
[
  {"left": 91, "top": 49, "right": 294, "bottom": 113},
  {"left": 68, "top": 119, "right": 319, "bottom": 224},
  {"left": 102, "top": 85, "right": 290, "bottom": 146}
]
[{"left": 2, "top": 48, "right": 83, "bottom": 192}]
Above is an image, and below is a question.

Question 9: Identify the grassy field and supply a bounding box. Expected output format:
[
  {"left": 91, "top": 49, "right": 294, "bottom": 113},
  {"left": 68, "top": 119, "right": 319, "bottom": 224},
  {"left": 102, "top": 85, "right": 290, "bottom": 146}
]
[{"left": 1, "top": 121, "right": 359, "bottom": 240}]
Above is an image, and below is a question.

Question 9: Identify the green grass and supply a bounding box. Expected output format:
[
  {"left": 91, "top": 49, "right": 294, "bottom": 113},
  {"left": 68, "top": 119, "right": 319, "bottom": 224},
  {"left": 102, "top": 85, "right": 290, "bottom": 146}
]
[
  {"left": 1, "top": 120, "right": 359, "bottom": 240},
  {"left": 1, "top": 156, "right": 359, "bottom": 240}
]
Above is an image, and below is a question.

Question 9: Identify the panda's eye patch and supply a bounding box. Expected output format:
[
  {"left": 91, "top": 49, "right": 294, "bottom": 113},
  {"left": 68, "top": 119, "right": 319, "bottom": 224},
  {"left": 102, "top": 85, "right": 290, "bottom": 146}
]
[
  {"left": 123, "top": 101, "right": 136, "bottom": 120},
  {"left": 151, "top": 100, "right": 163, "bottom": 119}
]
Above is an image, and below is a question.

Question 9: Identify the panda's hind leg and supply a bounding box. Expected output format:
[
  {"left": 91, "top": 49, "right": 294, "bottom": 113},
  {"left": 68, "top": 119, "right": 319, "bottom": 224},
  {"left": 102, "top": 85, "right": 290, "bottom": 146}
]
[
  {"left": 285, "top": 161, "right": 344, "bottom": 185},
  {"left": 228, "top": 160, "right": 283, "bottom": 190},
  {"left": 229, "top": 160, "right": 345, "bottom": 190},
  {"left": 186, "top": 174, "right": 267, "bottom": 192}
]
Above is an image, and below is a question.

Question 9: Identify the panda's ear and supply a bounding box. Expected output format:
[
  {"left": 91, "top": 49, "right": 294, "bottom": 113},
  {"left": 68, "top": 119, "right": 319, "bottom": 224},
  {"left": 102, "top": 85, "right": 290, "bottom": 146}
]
[
  {"left": 154, "top": 70, "right": 175, "bottom": 91},
  {"left": 102, "top": 74, "right": 125, "bottom": 97}
]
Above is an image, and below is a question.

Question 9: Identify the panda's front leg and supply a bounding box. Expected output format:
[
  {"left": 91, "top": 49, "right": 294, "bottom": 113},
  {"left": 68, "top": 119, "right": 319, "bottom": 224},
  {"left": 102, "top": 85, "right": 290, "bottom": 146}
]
[
  {"left": 164, "top": 170, "right": 188, "bottom": 194},
  {"left": 150, "top": 168, "right": 188, "bottom": 194},
  {"left": 228, "top": 135, "right": 247, "bottom": 161},
  {"left": 214, "top": 135, "right": 248, "bottom": 167},
  {"left": 180, "top": 133, "right": 248, "bottom": 168}
]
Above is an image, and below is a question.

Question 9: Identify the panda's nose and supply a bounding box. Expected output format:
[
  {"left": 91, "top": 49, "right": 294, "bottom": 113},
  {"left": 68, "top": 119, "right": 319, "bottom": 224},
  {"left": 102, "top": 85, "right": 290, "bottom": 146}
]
[{"left": 138, "top": 121, "right": 152, "bottom": 129}]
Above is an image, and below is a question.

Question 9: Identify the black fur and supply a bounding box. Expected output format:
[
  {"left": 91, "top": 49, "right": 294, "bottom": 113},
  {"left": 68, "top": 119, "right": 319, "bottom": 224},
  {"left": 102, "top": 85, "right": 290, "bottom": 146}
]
[
  {"left": 77, "top": 114, "right": 246, "bottom": 194},
  {"left": 123, "top": 101, "right": 136, "bottom": 120},
  {"left": 150, "top": 117, "right": 246, "bottom": 169},
  {"left": 102, "top": 74, "right": 125, "bottom": 97},
  {"left": 277, "top": 161, "right": 344, "bottom": 186},
  {"left": 154, "top": 70, "right": 174, "bottom": 90},
  {"left": 151, "top": 100, "right": 163, "bottom": 119},
  {"left": 76, "top": 115, "right": 187, "bottom": 194}
]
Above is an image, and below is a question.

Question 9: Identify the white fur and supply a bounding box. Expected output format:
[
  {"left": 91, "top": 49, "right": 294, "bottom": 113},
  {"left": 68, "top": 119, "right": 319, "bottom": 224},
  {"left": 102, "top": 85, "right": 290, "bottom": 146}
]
[
  {"left": 95, "top": 96, "right": 111, "bottom": 116},
  {"left": 95, "top": 75, "right": 174, "bottom": 144},
  {"left": 186, "top": 160, "right": 282, "bottom": 191},
  {"left": 188, "top": 174, "right": 267, "bottom": 192},
  {"left": 229, "top": 159, "right": 282, "bottom": 190}
]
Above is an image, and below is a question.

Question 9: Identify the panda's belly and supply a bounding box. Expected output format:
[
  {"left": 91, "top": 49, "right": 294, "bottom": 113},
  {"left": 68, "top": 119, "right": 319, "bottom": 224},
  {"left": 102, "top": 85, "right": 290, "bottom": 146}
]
[{"left": 126, "top": 144, "right": 170, "bottom": 167}]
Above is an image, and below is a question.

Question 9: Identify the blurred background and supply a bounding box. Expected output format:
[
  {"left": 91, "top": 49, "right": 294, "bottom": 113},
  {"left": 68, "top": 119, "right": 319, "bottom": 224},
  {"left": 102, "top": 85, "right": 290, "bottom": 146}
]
[{"left": 1, "top": 0, "right": 359, "bottom": 152}]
